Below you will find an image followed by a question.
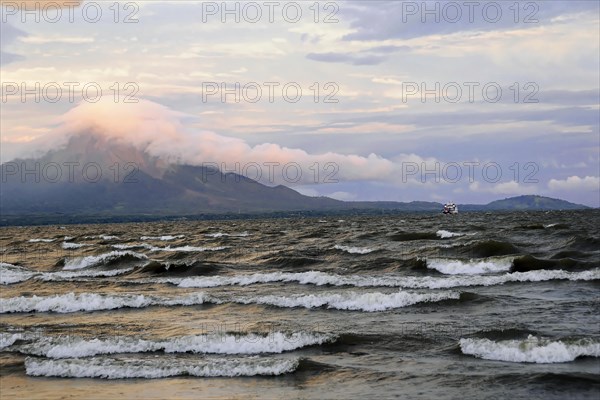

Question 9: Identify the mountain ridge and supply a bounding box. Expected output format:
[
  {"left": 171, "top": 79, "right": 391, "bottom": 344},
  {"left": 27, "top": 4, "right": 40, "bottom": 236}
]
[{"left": 1, "top": 135, "right": 590, "bottom": 226}]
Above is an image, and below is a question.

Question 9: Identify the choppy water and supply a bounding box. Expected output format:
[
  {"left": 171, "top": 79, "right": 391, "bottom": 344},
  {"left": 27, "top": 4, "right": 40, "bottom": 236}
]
[{"left": 1, "top": 211, "right": 599, "bottom": 399}]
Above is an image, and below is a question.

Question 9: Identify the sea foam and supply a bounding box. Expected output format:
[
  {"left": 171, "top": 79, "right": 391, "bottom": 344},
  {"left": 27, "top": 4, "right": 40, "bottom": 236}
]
[
  {"left": 25, "top": 356, "right": 299, "bottom": 379},
  {"left": 459, "top": 335, "right": 600, "bottom": 363}
]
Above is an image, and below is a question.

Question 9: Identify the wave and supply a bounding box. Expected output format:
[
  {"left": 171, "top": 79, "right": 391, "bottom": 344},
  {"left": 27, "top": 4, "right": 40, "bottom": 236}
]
[
  {"left": 112, "top": 243, "right": 155, "bottom": 250},
  {"left": 0, "top": 263, "right": 36, "bottom": 285},
  {"left": 140, "top": 235, "right": 184, "bottom": 241},
  {"left": 177, "top": 269, "right": 599, "bottom": 290},
  {"left": 25, "top": 356, "right": 299, "bottom": 379},
  {"left": 237, "top": 290, "right": 461, "bottom": 312},
  {"left": 17, "top": 332, "right": 333, "bottom": 358},
  {"left": 544, "top": 223, "right": 569, "bottom": 229},
  {"left": 426, "top": 258, "right": 513, "bottom": 275},
  {"left": 0, "top": 262, "right": 133, "bottom": 285},
  {"left": 436, "top": 230, "right": 464, "bottom": 239},
  {"left": 261, "top": 255, "right": 323, "bottom": 268},
  {"left": 389, "top": 232, "right": 440, "bottom": 241},
  {"left": 0, "top": 292, "right": 207, "bottom": 313},
  {"left": 459, "top": 240, "right": 521, "bottom": 258},
  {"left": 137, "top": 260, "right": 221, "bottom": 277},
  {"left": 28, "top": 238, "right": 54, "bottom": 243},
  {"left": 149, "top": 245, "right": 227, "bottom": 252},
  {"left": 41, "top": 268, "right": 134, "bottom": 282},
  {"left": 100, "top": 235, "right": 119, "bottom": 240},
  {"left": 0, "top": 332, "right": 26, "bottom": 349},
  {"left": 206, "top": 232, "right": 250, "bottom": 238},
  {"left": 61, "top": 242, "right": 90, "bottom": 249},
  {"left": 459, "top": 335, "right": 600, "bottom": 363},
  {"left": 333, "top": 245, "right": 375, "bottom": 254},
  {"left": 511, "top": 255, "right": 580, "bottom": 273},
  {"left": 63, "top": 251, "right": 147, "bottom": 270}
]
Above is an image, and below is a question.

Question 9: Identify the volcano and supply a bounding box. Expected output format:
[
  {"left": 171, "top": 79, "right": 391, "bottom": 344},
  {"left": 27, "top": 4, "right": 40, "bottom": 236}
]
[{"left": 0, "top": 133, "right": 345, "bottom": 218}]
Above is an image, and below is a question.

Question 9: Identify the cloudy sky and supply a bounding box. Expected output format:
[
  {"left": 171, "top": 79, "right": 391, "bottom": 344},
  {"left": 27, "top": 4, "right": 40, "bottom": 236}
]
[{"left": 1, "top": 1, "right": 599, "bottom": 206}]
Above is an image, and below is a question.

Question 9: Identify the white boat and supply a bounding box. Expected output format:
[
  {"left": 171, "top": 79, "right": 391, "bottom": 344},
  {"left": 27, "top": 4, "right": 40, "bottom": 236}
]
[{"left": 442, "top": 202, "right": 458, "bottom": 214}]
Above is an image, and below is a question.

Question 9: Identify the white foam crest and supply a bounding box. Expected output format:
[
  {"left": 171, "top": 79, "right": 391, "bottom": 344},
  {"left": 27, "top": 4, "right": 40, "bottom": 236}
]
[
  {"left": 63, "top": 250, "right": 147, "bottom": 270},
  {"left": 176, "top": 269, "right": 599, "bottom": 290},
  {"left": 0, "top": 332, "right": 25, "bottom": 349},
  {"left": 64, "top": 236, "right": 74, "bottom": 241},
  {"left": 436, "top": 230, "right": 464, "bottom": 239},
  {"left": 544, "top": 223, "right": 558, "bottom": 228},
  {"left": 24, "top": 332, "right": 333, "bottom": 359},
  {"left": 41, "top": 268, "right": 133, "bottom": 282},
  {"left": 427, "top": 258, "right": 513, "bottom": 275},
  {"left": 61, "top": 242, "right": 90, "bottom": 249},
  {"left": 205, "top": 232, "right": 250, "bottom": 238},
  {"left": 1, "top": 263, "right": 36, "bottom": 284},
  {"left": 140, "top": 235, "right": 184, "bottom": 241},
  {"left": 149, "top": 245, "right": 227, "bottom": 252},
  {"left": 460, "top": 335, "right": 600, "bottom": 363},
  {"left": 177, "top": 271, "right": 351, "bottom": 288},
  {"left": 100, "top": 235, "right": 119, "bottom": 240},
  {"left": 239, "top": 290, "right": 460, "bottom": 312},
  {"left": 112, "top": 243, "right": 154, "bottom": 250},
  {"left": 333, "top": 245, "right": 375, "bottom": 254},
  {"left": 0, "top": 292, "right": 207, "bottom": 313},
  {"left": 25, "top": 356, "right": 298, "bottom": 379},
  {"left": 28, "top": 238, "right": 54, "bottom": 243}
]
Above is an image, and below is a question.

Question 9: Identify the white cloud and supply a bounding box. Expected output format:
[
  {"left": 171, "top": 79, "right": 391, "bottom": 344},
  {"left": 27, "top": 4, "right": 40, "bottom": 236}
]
[
  {"left": 469, "top": 181, "right": 536, "bottom": 195},
  {"left": 548, "top": 176, "right": 600, "bottom": 191},
  {"left": 20, "top": 36, "right": 94, "bottom": 44}
]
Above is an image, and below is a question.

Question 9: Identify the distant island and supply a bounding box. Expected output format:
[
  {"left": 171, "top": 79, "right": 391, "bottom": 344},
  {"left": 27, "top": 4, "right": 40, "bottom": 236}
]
[{"left": 1, "top": 135, "right": 590, "bottom": 226}]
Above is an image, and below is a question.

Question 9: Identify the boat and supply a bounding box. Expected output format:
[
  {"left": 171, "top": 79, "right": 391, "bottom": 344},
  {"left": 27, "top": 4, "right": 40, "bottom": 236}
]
[{"left": 442, "top": 202, "right": 458, "bottom": 214}]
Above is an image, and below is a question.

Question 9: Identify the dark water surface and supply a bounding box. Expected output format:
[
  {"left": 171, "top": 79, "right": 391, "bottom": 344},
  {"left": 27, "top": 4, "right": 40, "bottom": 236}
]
[{"left": 1, "top": 210, "right": 599, "bottom": 399}]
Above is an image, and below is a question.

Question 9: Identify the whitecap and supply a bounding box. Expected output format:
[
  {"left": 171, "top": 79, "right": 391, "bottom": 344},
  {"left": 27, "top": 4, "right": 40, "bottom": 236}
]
[
  {"left": 427, "top": 258, "right": 513, "bottom": 275},
  {"left": 238, "top": 290, "right": 460, "bottom": 312},
  {"left": 0, "top": 292, "right": 206, "bottom": 313},
  {"left": 333, "top": 245, "right": 375, "bottom": 254},
  {"left": 20, "top": 332, "right": 333, "bottom": 358},
  {"left": 140, "top": 235, "right": 184, "bottom": 241},
  {"left": 436, "top": 230, "right": 464, "bottom": 239},
  {"left": 459, "top": 335, "right": 600, "bottom": 363},
  {"left": 25, "top": 356, "right": 299, "bottom": 379},
  {"left": 0, "top": 263, "right": 36, "bottom": 285},
  {"left": 63, "top": 251, "right": 147, "bottom": 270},
  {"left": 149, "top": 245, "right": 227, "bottom": 252},
  {"left": 61, "top": 242, "right": 90, "bottom": 249}
]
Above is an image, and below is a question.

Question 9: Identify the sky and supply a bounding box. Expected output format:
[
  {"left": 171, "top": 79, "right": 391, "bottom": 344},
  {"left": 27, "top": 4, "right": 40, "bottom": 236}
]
[{"left": 1, "top": 0, "right": 599, "bottom": 206}]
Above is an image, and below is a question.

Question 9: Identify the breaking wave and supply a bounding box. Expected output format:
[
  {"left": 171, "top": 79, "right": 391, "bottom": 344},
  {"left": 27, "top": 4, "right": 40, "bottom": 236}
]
[
  {"left": 0, "top": 332, "right": 26, "bottom": 349},
  {"left": 0, "top": 292, "right": 207, "bottom": 313},
  {"left": 25, "top": 356, "right": 299, "bottom": 379},
  {"left": 426, "top": 258, "right": 513, "bottom": 275},
  {"left": 16, "top": 332, "right": 333, "bottom": 358},
  {"left": 333, "top": 245, "right": 375, "bottom": 254},
  {"left": 236, "top": 290, "right": 461, "bottom": 312},
  {"left": 176, "top": 269, "right": 599, "bottom": 290},
  {"left": 436, "top": 230, "right": 464, "bottom": 239},
  {"left": 62, "top": 242, "right": 90, "bottom": 249},
  {"left": 206, "top": 232, "right": 250, "bottom": 238},
  {"left": 140, "top": 235, "right": 184, "bottom": 241},
  {"left": 63, "top": 251, "right": 147, "bottom": 270},
  {"left": 459, "top": 335, "right": 600, "bottom": 363},
  {"left": 0, "top": 263, "right": 36, "bottom": 285},
  {"left": 149, "top": 245, "right": 228, "bottom": 252}
]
